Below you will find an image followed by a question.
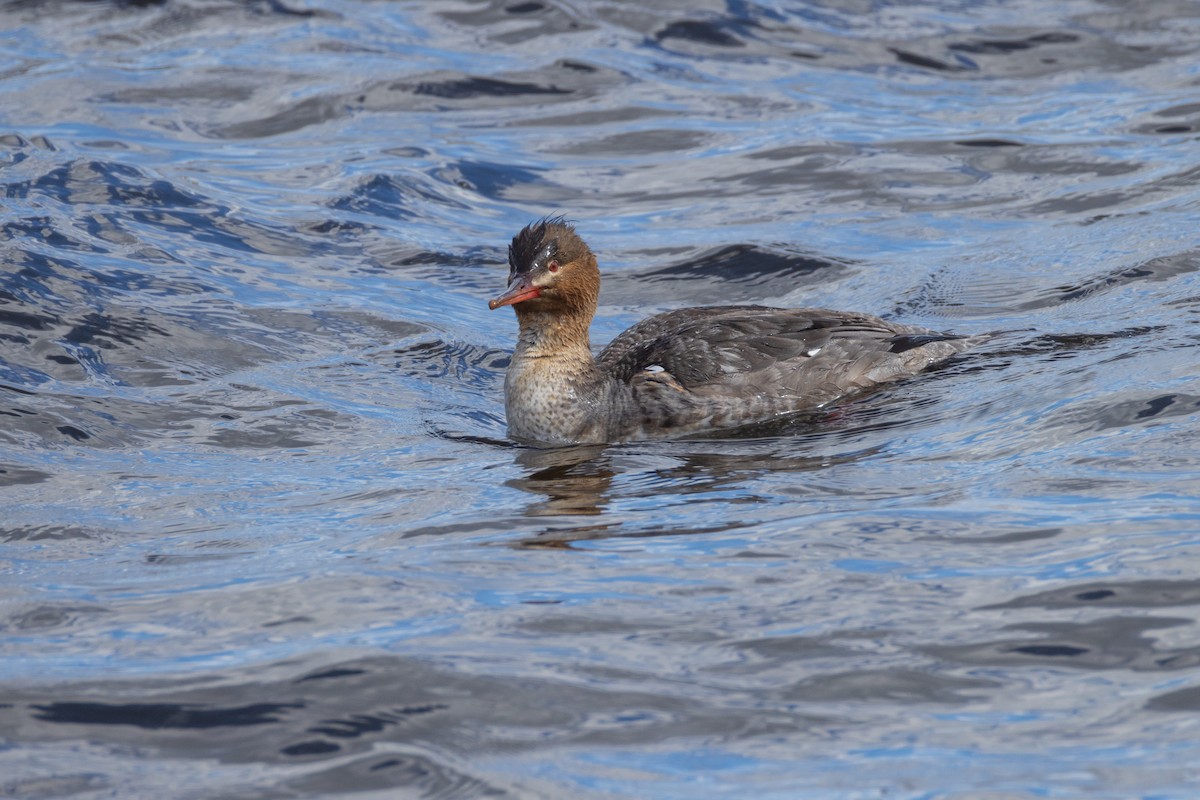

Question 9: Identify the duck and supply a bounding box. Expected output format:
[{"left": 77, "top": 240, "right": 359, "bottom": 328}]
[{"left": 488, "top": 217, "right": 975, "bottom": 446}]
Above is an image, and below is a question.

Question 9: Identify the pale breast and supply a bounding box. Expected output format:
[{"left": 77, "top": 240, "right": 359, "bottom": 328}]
[{"left": 503, "top": 359, "right": 597, "bottom": 444}]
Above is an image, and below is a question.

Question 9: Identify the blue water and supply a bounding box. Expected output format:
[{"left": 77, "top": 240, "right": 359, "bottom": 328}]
[{"left": 3, "top": 1, "right": 1200, "bottom": 797}]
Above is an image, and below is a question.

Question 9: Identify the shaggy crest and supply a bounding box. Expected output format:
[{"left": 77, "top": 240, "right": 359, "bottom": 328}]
[{"left": 508, "top": 216, "right": 571, "bottom": 275}]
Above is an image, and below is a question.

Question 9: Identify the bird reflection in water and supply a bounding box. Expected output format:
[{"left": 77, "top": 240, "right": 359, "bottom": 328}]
[
  {"left": 506, "top": 429, "right": 881, "bottom": 548},
  {"left": 509, "top": 446, "right": 612, "bottom": 510}
]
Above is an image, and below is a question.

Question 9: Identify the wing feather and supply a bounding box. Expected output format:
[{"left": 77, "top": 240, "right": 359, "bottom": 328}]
[{"left": 598, "top": 305, "right": 968, "bottom": 407}]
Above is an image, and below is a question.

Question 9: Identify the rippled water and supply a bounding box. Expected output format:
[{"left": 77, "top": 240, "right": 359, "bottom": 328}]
[{"left": 2, "top": 1, "right": 1200, "bottom": 797}]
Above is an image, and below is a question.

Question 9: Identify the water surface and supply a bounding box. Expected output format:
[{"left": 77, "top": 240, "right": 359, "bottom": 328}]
[{"left": 2, "top": 1, "right": 1200, "bottom": 797}]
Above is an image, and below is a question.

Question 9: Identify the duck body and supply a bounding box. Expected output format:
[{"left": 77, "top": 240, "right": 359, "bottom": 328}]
[{"left": 490, "top": 219, "right": 973, "bottom": 446}]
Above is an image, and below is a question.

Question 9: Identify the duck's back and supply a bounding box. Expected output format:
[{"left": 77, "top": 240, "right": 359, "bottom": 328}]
[{"left": 598, "top": 305, "right": 971, "bottom": 416}]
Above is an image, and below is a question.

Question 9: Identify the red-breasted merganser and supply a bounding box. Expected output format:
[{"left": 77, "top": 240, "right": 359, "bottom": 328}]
[{"left": 489, "top": 218, "right": 974, "bottom": 446}]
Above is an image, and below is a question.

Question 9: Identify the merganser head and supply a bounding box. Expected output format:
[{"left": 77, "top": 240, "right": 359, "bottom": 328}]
[{"left": 488, "top": 217, "right": 598, "bottom": 315}]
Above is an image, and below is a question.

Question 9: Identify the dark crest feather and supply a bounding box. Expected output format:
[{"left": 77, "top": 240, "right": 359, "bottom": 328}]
[{"left": 509, "top": 215, "right": 571, "bottom": 273}]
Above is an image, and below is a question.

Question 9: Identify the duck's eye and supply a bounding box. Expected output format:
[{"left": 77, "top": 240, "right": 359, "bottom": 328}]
[{"left": 547, "top": 260, "right": 560, "bottom": 273}]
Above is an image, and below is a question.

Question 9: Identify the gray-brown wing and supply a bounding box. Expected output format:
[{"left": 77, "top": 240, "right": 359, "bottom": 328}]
[{"left": 598, "top": 305, "right": 968, "bottom": 401}]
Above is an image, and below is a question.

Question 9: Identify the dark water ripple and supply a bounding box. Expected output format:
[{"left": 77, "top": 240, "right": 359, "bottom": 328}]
[{"left": 2, "top": 0, "right": 1200, "bottom": 798}]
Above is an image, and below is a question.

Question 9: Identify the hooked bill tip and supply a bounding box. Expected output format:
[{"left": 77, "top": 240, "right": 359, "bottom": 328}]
[{"left": 488, "top": 285, "right": 541, "bottom": 310}]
